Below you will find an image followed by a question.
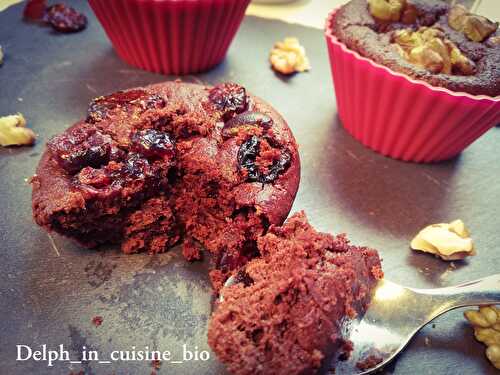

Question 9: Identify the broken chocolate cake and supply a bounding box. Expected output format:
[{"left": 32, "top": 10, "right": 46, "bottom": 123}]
[
  {"left": 208, "top": 212, "right": 383, "bottom": 375},
  {"left": 31, "top": 81, "right": 300, "bottom": 283}
]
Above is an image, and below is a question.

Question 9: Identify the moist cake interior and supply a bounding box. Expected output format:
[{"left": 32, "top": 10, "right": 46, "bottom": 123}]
[{"left": 208, "top": 211, "right": 383, "bottom": 375}]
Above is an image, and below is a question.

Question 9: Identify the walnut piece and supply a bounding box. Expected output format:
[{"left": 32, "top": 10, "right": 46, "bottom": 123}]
[
  {"left": 448, "top": 5, "right": 498, "bottom": 43},
  {"left": 410, "top": 219, "right": 475, "bottom": 261},
  {"left": 463, "top": 15, "right": 499, "bottom": 43},
  {"left": 368, "top": 0, "right": 406, "bottom": 22},
  {"left": 464, "top": 306, "right": 500, "bottom": 370},
  {"left": 408, "top": 45, "right": 443, "bottom": 73},
  {"left": 448, "top": 4, "right": 468, "bottom": 31},
  {"left": 0, "top": 113, "right": 36, "bottom": 147},
  {"left": 488, "top": 35, "right": 500, "bottom": 47},
  {"left": 393, "top": 27, "right": 475, "bottom": 75},
  {"left": 269, "top": 37, "right": 310, "bottom": 75}
]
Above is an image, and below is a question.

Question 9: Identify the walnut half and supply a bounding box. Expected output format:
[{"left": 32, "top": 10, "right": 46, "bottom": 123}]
[
  {"left": 488, "top": 36, "right": 500, "bottom": 47},
  {"left": 269, "top": 37, "right": 311, "bottom": 75},
  {"left": 392, "top": 27, "right": 476, "bottom": 75},
  {"left": 410, "top": 219, "right": 475, "bottom": 261},
  {"left": 448, "top": 5, "right": 498, "bottom": 43},
  {"left": 368, "top": 0, "right": 406, "bottom": 22},
  {"left": 0, "top": 113, "right": 36, "bottom": 147},
  {"left": 464, "top": 306, "right": 500, "bottom": 370},
  {"left": 367, "top": 0, "right": 417, "bottom": 24}
]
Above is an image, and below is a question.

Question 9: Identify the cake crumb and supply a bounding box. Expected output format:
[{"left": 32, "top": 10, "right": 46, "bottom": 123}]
[
  {"left": 356, "top": 349, "right": 384, "bottom": 371},
  {"left": 0, "top": 113, "right": 36, "bottom": 147},
  {"left": 410, "top": 220, "right": 475, "bottom": 261},
  {"left": 338, "top": 339, "right": 354, "bottom": 361},
  {"left": 151, "top": 359, "right": 161, "bottom": 370},
  {"left": 424, "top": 337, "right": 431, "bottom": 347},
  {"left": 92, "top": 316, "right": 103, "bottom": 327},
  {"left": 269, "top": 37, "right": 310, "bottom": 75},
  {"left": 209, "top": 269, "right": 225, "bottom": 292},
  {"left": 182, "top": 237, "right": 202, "bottom": 262},
  {"left": 440, "top": 265, "right": 454, "bottom": 280}
]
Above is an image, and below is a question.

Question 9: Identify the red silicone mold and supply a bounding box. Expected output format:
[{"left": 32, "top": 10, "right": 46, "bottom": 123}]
[
  {"left": 89, "top": 0, "right": 251, "bottom": 75},
  {"left": 325, "top": 9, "right": 500, "bottom": 163}
]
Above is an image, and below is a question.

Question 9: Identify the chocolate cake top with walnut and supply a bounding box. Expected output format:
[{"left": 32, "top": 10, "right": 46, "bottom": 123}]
[
  {"left": 31, "top": 81, "right": 300, "bottom": 286},
  {"left": 330, "top": 0, "right": 500, "bottom": 96}
]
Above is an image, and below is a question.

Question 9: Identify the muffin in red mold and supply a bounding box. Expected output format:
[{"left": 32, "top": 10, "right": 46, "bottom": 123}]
[
  {"left": 89, "top": 0, "right": 251, "bottom": 75},
  {"left": 325, "top": 0, "right": 500, "bottom": 163}
]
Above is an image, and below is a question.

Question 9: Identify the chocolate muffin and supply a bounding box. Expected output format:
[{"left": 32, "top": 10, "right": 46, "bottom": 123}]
[
  {"left": 31, "top": 81, "right": 300, "bottom": 281},
  {"left": 330, "top": 0, "right": 500, "bottom": 96},
  {"left": 208, "top": 212, "right": 383, "bottom": 375}
]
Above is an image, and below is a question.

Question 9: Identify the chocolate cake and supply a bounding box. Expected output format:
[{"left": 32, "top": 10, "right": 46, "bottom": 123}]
[
  {"left": 330, "top": 0, "right": 500, "bottom": 96},
  {"left": 31, "top": 81, "right": 300, "bottom": 280},
  {"left": 208, "top": 212, "right": 383, "bottom": 375}
]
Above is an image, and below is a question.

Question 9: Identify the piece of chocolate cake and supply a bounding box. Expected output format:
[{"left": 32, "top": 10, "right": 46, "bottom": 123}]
[
  {"left": 208, "top": 212, "right": 383, "bottom": 375},
  {"left": 31, "top": 81, "right": 300, "bottom": 282}
]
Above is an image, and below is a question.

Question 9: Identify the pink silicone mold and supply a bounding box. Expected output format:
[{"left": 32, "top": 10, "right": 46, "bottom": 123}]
[
  {"left": 89, "top": 0, "right": 251, "bottom": 75},
  {"left": 325, "top": 9, "right": 500, "bottom": 163}
]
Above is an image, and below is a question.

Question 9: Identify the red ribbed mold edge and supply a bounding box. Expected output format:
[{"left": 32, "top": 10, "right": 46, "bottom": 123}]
[
  {"left": 324, "top": 9, "right": 500, "bottom": 163},
  {"left": 89, "top": 0, "right": 251, "bottom": 75}
]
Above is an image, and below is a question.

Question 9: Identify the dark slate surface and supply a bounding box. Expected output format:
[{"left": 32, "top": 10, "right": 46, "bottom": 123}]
[{"left": 0, "top": 1, "right": 499, "bottom": 374}]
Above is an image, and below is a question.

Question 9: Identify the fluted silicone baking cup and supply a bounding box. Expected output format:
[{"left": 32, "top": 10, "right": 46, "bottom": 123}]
[
  {"left": 325, "top": 9, "right": 500, "bottom": 163},
  {"left": 89, "top": 0, "right": 251, "bottom": 75}
]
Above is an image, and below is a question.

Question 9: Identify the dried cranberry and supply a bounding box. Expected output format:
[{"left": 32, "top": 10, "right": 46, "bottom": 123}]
[
  {"left": 237, "top": 135, "right": 261, "bottom": 181},
  {"left": 234, "top": 269, "right": 254, "bottom": 287},
  {"left": 48, "top": 127, "right": 112, "bottom": 174},
  {"left": 109, "top": 145, "right": 126, "bottom": 161},
  {"left": 151, "top": 359, "right": 161, "bottom": 370},
  {"left": 135, "top": 93, "right": 165, "bottom": 110},
  {"left": 237, "top": 135, "right": 291, "bottom": 184},
  {"left": 23, "top": 0, "right": 47, "bottom": 20},
  {"left": 262, "top": 151, "right": 291, "bottom": 183},
  {"left": 77, "top": 167, "right": 111, "bottom": 188},
  {"left": 84, "top": 154, "right": 152, "bottom": 191},
  {"left": 130, "top": 129, "right": 175, "bottom": 159},
  {"left": 208, "top": 83, "right": 248, "bottom": 120},
  {"left": 222, "top": 111, "right": 273, "bottom": 138},
  {"left": 44, "top": 4, "right": 87, "bottom": 33},
  {"left": 205, "top": 180, "right": 219, "bottom": 198},
  {"left": 121, "top": 153, "right": 152, "bottom": 179},
  {"left": 87, "top": 90, "right": 165, "bottom": 124}
]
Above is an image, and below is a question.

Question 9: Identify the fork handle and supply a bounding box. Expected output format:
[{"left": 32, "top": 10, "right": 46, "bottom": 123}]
[{"left": 412, "top": 273, "right": 500, "bottom": 320}]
